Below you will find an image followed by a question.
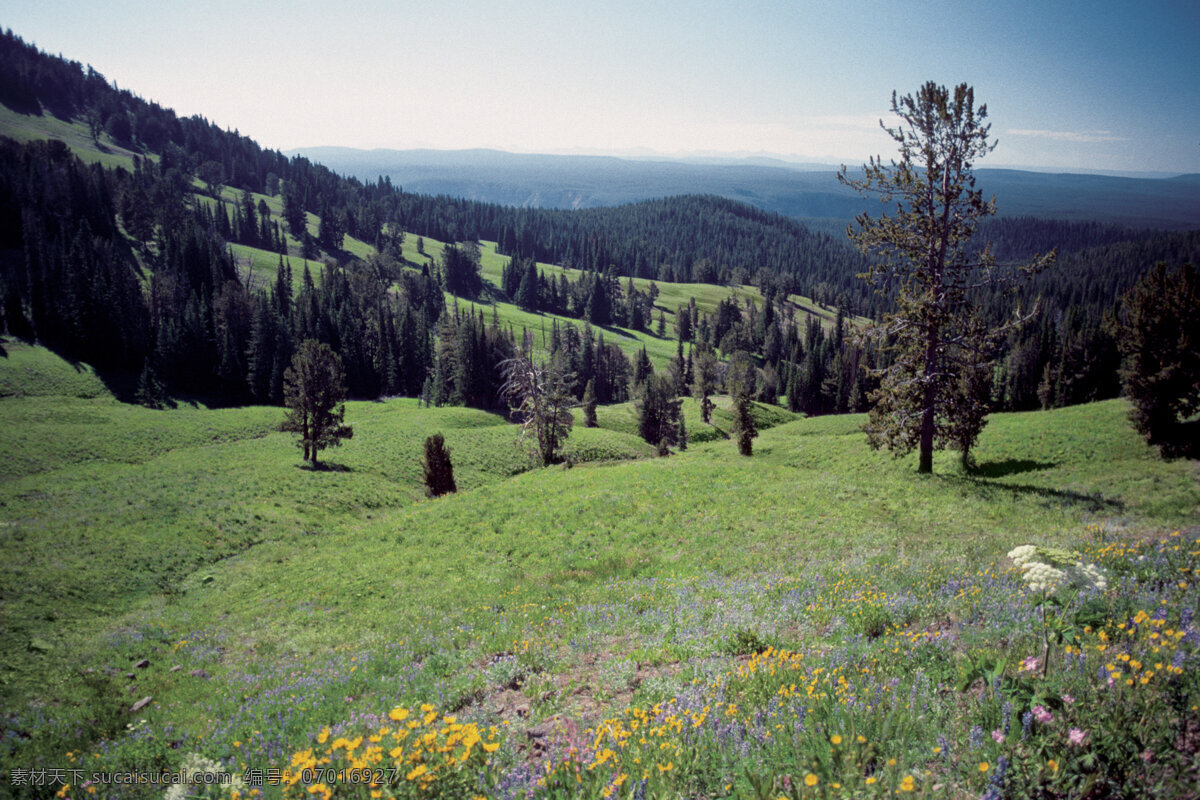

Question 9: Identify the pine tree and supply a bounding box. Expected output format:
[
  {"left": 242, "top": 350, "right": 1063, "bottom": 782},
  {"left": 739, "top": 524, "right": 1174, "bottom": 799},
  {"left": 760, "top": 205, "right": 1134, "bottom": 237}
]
[
  {"left": 280, "top": 339, "right": 354, "bottom": 467},
  {"left": 515, "top": 259, "right": 540, "bottom": 310},
  {"left": 1113, "top": 262, "right": 1200, "bottom": 455},
  {"left": 675, "top": 305, "right": 692, "bottom": 342},
  {"left": 633, "top": 346, "right": 654, "bottom": 387},
  {"left": 693, "top": 348, "right": 718, "bottom": 424},
  {"left": 727, "top": 350, "right": 758, "bottom": 456},
  {"left": 422, "top": 433, "right": 457, "bottom": 497},
  {"left": 135, "top": 356, "right": 166, "bottom": 409},
  {"left": 636, "top": 374, "right": 682, "bottom": 448},
  {"left": 838, "top": 82, "right": 1052, "bottom": 473},
  {"left": 582, "top": 378, "right": 598, "bottom": 428}
]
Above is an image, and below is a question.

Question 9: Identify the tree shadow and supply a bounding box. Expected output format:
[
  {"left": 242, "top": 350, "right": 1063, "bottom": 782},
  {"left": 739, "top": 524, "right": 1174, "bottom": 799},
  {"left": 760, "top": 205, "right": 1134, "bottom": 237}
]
[
  {"left": 958, "top": 476, "right": 1125, "bottom": 514},
  {"left": 705, "top": 423, "right": 731, "bottom": 440},
  {"left": 295, "top": 461, "right": 353, "bottom": 473},
  {"left": 969, "top": 459, "right": 1059, "bottom": 478}
]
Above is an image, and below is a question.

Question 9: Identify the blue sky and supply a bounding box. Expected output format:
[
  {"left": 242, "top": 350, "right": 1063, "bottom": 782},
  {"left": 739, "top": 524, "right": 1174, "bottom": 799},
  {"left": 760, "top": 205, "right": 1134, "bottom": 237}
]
[{"left": 5, "top": 0, "right": 1198, "bottom": 173}]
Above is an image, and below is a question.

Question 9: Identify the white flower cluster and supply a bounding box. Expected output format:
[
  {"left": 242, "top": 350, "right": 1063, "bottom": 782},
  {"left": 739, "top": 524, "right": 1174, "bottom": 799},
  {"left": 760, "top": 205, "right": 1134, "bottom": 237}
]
[
  {"left": 1023, "top": 561, "right": 1066, "bottom": 593},
  {"left": 1007, "top": 545, "right": 1108, "bottom": 595}
]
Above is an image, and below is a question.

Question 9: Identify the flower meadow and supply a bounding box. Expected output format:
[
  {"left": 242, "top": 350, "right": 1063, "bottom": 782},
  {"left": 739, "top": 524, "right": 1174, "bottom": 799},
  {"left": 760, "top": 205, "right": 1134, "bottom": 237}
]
[{"left": 38, "top": 526, "right": 1198, "bottom": 800}]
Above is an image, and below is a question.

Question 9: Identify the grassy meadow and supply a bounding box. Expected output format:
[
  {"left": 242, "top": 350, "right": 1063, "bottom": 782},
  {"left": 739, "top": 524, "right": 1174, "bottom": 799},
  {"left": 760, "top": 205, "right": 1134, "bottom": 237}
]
[
  {"left": 0, "top": 105, "right": 146, "bottom": 171},
  {"left": 1, "top": 340, "right": 1197, "bottom": 799}
]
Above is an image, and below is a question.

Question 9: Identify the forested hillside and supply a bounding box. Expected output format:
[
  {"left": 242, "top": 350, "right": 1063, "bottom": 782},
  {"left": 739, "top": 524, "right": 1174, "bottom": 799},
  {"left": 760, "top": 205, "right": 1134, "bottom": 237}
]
[{"left": 1, "top": 28, "right": 1197, "bottom": 419}]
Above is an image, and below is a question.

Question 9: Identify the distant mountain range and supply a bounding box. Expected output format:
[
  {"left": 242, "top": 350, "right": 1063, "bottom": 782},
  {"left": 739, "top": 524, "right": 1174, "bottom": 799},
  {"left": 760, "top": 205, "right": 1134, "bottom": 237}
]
[{"left": 291, "top": 147, "right": 1200, "bottom": 231}]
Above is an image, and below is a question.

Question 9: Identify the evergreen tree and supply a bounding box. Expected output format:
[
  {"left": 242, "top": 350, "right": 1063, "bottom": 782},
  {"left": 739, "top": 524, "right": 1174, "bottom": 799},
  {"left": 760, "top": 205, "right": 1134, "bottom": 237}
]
[
  {"left": 1113, "top": 262, "right": 1200, "bottom": 455},
  {"left": 441, "top": 243, "right": 484, "bottom": 299},
  {"left": 635, "top": 374, "right": 682, "bottom": 448},
  {"left": 727, "top": 350, "right": 758, "bottom": 455},
  {"left": 693, "top": 348, "right": 718, "bottom": 424},
  {"left": 582, "top": 378, "right": 598, "bottom": 428},
  {"left": 675, "top": 304, "right": 692, "bottom": 342},
  {"left": 135, "top": 356, "right": 166, "bottom": 409},
  {"left": 838, "top": 82, "right": 1052, "bottom": 473},
  {"left": 282, "top": 184, "right": 306, "bottom": 239},
  {"left": 633, "top": 346, "right": 654, "bottom": 387},
  {"left": 585, "top": 271, "right": 611, "bottom": 325},
  {"left": 280, "top": 339, "right": 354, "bottom": 467},
  {"left": 515, "top": 259, "right": 540, "bottom": 310},
  {"left": 421, "top": 433, "right": 457, "bottom": 497}
]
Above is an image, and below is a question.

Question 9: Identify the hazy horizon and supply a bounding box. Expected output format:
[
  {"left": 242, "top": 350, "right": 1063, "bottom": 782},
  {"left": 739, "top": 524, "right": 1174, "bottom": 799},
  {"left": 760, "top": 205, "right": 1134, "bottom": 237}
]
[{"left": 288, "top": 143, "right": 1196, "bottom": 180}]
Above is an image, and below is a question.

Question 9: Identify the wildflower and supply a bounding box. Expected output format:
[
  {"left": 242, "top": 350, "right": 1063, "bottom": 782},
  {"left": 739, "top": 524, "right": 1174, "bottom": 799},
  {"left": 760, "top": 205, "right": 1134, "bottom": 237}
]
[
  {"left": 1007, "top": 545, "right": 1037, "bottom": 566},
  {"left": 1061, "top": 693, "right": 1074, "bottom": 705},
  {"left": 979, "top": 762, "right": 989, "bottom": 772},
  {"left": 804, "top": 773, "right": 818, "bottom": 787},
  {"left": 991, "top": 729, "right": 1005, "bottom": 744},
  {"left": 1068, "top": 728, "right": 1088, "bottom": 746},
  {"left": 1032, "top": 705, "right": 1053, "bottom": 724},
  {"left": 1020, "top": 656, "right": 1040, "bottom": 672},
  {"left": 1008, "top": 544, "right": 1107, "bottom": 593},
  {"left": 830, "top": 734, "right": 843, "bottom": 745},
  {"left": 899, "top": 775, "right": 915, "bottom": 792},
  {"left": 980, "top": 756, "right": 1009, "bottom": 800}
]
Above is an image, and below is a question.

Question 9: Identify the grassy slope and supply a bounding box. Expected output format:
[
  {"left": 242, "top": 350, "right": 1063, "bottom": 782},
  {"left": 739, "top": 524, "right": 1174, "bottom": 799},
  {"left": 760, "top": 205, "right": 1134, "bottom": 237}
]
[
  {"left": 2, "top": 345, "right": 1196, "bottom": 783},
  {"left": 0, "top": 344, "right": 657, "bottom": 695},
  {"left": 0, "top": 104, "right": 146, "bottom": 170},
  {"left": 472, "top": 238, "right": 867, "bottom": 330}
]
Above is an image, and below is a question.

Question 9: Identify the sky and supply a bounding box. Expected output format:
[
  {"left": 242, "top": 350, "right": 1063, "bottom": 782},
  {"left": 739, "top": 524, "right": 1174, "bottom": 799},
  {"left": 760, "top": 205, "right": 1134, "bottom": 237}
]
[{"left": 5, "top": 0, "right": 1199, "bottom": 174}]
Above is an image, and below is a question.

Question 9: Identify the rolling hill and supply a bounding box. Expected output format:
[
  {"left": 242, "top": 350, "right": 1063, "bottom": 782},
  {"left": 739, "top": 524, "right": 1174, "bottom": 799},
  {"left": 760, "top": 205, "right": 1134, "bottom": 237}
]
[{"left": 1, "top": 342, "right": 1197, "bottom": 798}]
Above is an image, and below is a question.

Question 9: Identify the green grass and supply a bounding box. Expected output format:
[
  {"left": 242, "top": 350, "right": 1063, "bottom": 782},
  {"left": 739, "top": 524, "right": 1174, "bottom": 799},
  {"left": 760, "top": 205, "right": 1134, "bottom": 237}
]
[
  {"left": 473, "top": 239, "right": 866, "bottom": 331},
  {"left": 0, "top": 105, "right": 147, "bottom": 170},
  {"left": 1, "top": 350, "right": 1197, "bottom": 798},
  {"left": 0, "top": 347, "right": 657, "bottom": 706},
  {"left": 0, "top": 339, "right": 110, "bottom": 399},
  {"left": 451, "top": 293, "right": 682, "bottom": 370}
]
